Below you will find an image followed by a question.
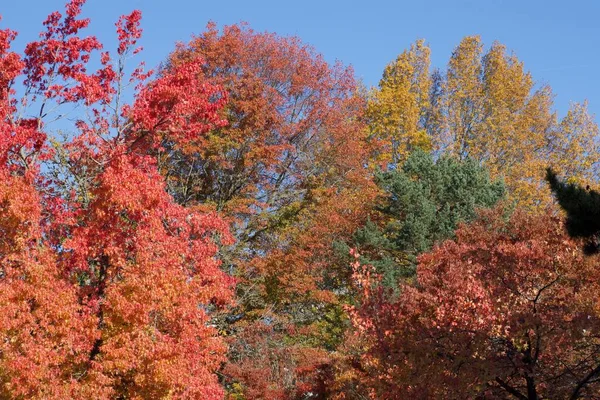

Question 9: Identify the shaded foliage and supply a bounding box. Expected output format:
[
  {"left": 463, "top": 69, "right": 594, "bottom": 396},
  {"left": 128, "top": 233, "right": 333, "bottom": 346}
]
[{"left": 547, "top": 168, "right": 600, "bottom": 253}]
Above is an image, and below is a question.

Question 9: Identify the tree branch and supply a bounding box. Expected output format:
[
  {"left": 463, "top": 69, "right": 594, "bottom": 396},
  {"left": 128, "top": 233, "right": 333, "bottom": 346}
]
[
  {"left": 496, "top": 377, "right": 528, "bottom": 400},
  {"left": 570, "top": 363, "right": 600, "bottom": 400}
]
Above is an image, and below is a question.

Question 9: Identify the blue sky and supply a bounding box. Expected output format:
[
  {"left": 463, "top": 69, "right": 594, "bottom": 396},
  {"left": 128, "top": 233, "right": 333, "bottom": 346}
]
[{"left": 2, "top": 0, "right": 599, "bottom": 119}]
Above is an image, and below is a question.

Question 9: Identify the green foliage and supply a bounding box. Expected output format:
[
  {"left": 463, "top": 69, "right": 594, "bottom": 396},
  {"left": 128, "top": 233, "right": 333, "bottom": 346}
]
[
  {"left": 346, "top": 150, "right": 505, "bottom": 286},
  {"left": 311, "top": 303, "right": 349, "bottom": 351}
]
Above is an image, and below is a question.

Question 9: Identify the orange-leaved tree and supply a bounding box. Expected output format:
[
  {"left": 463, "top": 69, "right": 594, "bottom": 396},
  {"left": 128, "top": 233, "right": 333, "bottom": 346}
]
[
  {"left": 0, "top": 1, "right": 233, "bottom": 398},
  {"left": 160, "top": 24, "right": 378, "bottom": 398},
  {"left": 163, "top": 23, "right": 374, "bottom": 278}
]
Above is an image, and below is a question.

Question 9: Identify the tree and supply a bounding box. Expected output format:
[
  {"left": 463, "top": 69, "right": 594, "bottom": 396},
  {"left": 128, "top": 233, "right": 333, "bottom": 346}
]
[
  {"left": 163, "top": 23, "right": 370, "bottom": 265},
  {"left": 545, "top": 102, "right": 599, "bottom": 186},
  {"left": 336, "top": 150, "right": 505, "bottom": 288},
  {"left": 348, "top": 207, "right": 600, "bottom": 399},
  {"left": 372, "top": 37, "right": 600, "bottom": 207},
  {"left": 0, "top": 2, "right": 232, "bottom": 398},
  {"left": 367, "top": 39, "right": 432, "bottom": 165},
  {"left": 221, "top": 323, "right": 331, "bottom": 400},
  {"left": 440, "top": 37, "right": 556, "bottom": 205},
  {"left": 547, "top": 168, "right": 600, "bottom": 254},
  {"left": 160, "top": 23, "right": 377, "bottom": 398}
]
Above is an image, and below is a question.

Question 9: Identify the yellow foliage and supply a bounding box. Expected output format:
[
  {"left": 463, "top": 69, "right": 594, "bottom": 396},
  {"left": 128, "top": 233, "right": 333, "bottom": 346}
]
[
  {"left": 442, "top": 37, "right": 599, "bottom": 206},
  {"left": 367, "top": 39, "right": 432, "bottom": 164},
  {"left": 547, "top": 101, "right": 600, "bottom": 188},
  {"left": 372, "top": 36, "right": 600, "bottom": 207}
]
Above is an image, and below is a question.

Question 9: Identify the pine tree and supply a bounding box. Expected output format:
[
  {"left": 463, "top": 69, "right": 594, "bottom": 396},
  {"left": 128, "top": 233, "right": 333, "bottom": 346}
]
[
  {"left": 338, "top": 150, "right": 505, "bottom": 287},
  {"left": 547, "top": 168, "right": 600, "bottom": 253}
]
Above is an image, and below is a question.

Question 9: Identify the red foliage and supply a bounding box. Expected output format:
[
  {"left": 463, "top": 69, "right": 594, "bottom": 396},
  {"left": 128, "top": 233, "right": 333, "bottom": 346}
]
[
  {"left": 348, "top": 207, "right": 600, "bottom": 399},
  {"left": 222, "top": 321, "right": 331, "bottom": 400},
  {"left": 167, "top": 22, "right": 372, "bottom": 236},
  {"left": 0, "top": 2, "right": 232, "bottom": 398}
]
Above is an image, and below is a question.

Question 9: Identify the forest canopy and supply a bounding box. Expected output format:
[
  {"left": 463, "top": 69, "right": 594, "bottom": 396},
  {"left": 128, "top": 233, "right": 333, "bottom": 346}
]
[{"left": 0, "top": 1, "right": 598, "bottom": 399}]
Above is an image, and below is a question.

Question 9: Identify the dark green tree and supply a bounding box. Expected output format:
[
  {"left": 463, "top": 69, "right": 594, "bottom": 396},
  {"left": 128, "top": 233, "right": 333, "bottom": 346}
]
[
  {"left": 337, "top": 150, "right": 505, "bottom": 287},
  {"left": 546, "top": 168, "right": 600, "bottom": 254}
]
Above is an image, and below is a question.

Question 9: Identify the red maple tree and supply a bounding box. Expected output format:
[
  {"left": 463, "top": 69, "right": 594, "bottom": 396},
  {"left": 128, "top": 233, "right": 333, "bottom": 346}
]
[{"left": 0, "top": 1, "right": 233, "bottom": 398}]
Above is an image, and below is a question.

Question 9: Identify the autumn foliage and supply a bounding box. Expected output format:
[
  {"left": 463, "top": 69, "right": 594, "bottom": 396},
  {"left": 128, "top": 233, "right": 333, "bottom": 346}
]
[
  {"left": 160, "top": 23, "right": 378, "bottom": 398},
  {"left": 0, "top": 2, "right": 232, "bottom": 398},
  {"left": 2, "top": 1, "right": 600, "bottom": 399},
  {"left": 348, "top": 208, "right": 600, "bottom": 399},
  {"left": 369, "top": 36, "right": 599, "bottom": 206}
]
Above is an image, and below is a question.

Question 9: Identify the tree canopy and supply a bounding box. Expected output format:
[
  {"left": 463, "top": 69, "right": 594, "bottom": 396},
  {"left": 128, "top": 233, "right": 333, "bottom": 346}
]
[
  {"left": 348, "top": 207, "right": 600, "bottom": 399},
  {"left": 337, "top": 149, "right": 505, "bottom": 288},
  {"left": 1, "top": 2, "right": 600, "bottom": 399}
]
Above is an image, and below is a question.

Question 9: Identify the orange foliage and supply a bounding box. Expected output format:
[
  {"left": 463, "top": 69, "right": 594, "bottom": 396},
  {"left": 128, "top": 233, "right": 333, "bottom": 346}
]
[
  {"left": 0, "top": 2, "right": 233, "bottom": 398},
  {"left": 163, "top": 24, "right": 378, "bottom": 398}
]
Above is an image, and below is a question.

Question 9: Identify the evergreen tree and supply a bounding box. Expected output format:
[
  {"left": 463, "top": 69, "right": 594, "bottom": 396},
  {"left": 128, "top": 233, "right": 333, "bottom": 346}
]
[
  {"left": 338, "top": 150, "right": 505, "bottom": 287},
  {"left": 546, "top": 168, "right": 600, "bottom": 253}
]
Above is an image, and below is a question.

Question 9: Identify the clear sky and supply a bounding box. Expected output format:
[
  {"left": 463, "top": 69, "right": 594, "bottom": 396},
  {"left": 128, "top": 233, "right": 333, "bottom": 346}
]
[{"left": 2, "top": 0, "right": 599, "bottom": 119}]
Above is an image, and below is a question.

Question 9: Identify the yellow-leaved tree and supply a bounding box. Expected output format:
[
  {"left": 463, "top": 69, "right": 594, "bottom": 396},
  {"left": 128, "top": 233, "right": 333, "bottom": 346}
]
[
  {"left": 367, "top": 39, "right": 432, "bottom": 164},
  {"left": 370, "top": 35, "right": 599, "bottom": 207}
]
